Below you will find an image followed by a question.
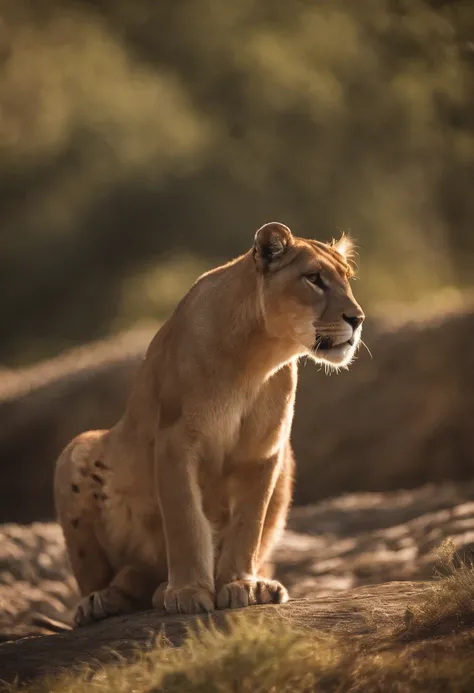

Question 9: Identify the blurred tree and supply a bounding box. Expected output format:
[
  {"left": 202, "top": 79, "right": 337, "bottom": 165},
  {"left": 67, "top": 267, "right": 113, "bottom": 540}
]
[{"left": 0, "top": 0, "right": 473, "bottom": 364}]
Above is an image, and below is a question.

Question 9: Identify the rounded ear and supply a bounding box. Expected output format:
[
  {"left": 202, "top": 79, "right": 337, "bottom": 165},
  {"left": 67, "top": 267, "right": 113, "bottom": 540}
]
[{"left": 253, "top": 222, "right": 294, "bottom": 272}]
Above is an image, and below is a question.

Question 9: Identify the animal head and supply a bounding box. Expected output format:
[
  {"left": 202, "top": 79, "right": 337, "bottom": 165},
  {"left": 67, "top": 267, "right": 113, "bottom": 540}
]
[{"left": 253, "top": 222, "right": 365, "bottom": 368}]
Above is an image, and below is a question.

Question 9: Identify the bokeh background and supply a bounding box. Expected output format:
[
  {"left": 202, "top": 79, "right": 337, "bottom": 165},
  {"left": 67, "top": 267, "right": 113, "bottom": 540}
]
[{"left": 1, "top": 0, "right": 474, "bottom": 522}]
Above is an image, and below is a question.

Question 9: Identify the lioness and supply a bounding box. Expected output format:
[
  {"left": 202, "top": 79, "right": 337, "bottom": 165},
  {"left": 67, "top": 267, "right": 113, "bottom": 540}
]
[{"left": 55, "top": 222, "right": 364, "bottom": 624}]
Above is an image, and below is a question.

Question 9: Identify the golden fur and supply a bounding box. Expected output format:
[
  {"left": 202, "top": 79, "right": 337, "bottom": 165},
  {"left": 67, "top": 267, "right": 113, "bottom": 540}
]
[{"left": 54, "top": 223, "right": 364, "bottom": 623}]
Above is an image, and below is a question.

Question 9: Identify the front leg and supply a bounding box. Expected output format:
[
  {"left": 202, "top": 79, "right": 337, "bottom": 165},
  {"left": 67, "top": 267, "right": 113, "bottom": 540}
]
[
  {"left": 216, "top": 455, "right": 289, "bottom": 609},
  {"left": 155, "top": 431, "right": 215, "bottom": 614}
]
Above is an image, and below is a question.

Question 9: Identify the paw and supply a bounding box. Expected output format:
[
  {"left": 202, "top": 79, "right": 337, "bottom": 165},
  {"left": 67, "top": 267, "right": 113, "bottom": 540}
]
[
  {"left": 216, "top": 577, "right": 288, "bottom": 610},
  {"left": 164, "top": 585, "right": 215, "bottom": 614},
  {"left": 74, "top": 588, "right": 131, "bottom": 627},
  {"left": 74, "top": 591, "right": 110, "bottom": 627}
]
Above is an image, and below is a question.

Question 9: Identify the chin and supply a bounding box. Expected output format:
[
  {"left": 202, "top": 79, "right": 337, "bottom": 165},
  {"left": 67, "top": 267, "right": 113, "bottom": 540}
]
[{"left": 309, "top": 340, "right": 358, "bottom": 370}]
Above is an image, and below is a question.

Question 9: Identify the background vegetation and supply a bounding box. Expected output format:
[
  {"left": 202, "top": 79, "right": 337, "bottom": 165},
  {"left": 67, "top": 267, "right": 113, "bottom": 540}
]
[{"left": 1, "top": 0, "right": 473, "bottom": 365}]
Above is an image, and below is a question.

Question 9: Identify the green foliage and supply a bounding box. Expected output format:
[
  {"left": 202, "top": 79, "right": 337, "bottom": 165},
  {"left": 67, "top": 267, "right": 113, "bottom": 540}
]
[{"left": 1, "top": 0, "right": 474, "bottom": 364}]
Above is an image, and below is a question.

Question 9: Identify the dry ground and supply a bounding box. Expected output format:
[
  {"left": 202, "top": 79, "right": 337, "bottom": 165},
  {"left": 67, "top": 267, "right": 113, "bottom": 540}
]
[
  {"left": 2, "top": 545, "right": 474, "bottom": 691},
  {"left": 2, "top": 480, "right": 474, "bottom": 639}
]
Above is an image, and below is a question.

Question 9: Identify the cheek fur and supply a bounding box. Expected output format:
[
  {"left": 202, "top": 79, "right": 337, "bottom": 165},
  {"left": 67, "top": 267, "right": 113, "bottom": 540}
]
[{"left": 283, "top": 299, "right": 316, "bottom": 345}]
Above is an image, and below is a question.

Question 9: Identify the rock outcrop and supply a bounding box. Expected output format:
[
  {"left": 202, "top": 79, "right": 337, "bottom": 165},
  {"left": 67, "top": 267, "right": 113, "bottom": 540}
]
[{"left": 0, "top": 581, "right": 429, "bottom": 687}]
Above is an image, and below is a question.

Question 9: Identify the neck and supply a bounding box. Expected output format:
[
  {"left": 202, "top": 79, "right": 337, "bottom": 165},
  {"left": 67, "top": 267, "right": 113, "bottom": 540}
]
[{"left": 199, "top": 252, "right": 301, "bottom": 382}]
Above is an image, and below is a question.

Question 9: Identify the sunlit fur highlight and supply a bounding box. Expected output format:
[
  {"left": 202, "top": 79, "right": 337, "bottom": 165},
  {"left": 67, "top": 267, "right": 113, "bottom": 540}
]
[{"left": 331, "top": 232, "right": 358, "bottom": 277}]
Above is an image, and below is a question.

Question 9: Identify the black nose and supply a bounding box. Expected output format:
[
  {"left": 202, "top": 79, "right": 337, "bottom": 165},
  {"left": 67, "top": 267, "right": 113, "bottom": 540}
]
[{"left": 343, "top": 313, "right": 364, "bottom": 330}]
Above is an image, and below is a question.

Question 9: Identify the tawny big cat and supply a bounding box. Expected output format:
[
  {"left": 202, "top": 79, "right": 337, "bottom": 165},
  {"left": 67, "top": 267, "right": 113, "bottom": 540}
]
[{"left": 54, "top": 222, "right": 365, "bottom": 625}]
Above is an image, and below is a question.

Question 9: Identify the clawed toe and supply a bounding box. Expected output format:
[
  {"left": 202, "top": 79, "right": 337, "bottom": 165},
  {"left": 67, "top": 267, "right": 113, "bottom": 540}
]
[
  {"left": 74, "top": 592, "right": 105, "bottom": 627},
  {"left": 216, "top": 578, "right": 288, "bottom": 610},
  {"left": 74, "top": 587, "right": 133, "bottom": 627},
  {"left": 164, "top": 585, "right": 215, "bottom": 614}
]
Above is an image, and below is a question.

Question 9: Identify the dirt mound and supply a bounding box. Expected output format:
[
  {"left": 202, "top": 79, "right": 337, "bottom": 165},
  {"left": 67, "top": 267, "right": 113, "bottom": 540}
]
[{"left": 1, "top": 308, "right": 474, "bottom": 521}]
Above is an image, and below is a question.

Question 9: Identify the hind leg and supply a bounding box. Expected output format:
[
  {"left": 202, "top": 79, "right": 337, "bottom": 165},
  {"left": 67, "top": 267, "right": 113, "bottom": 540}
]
[
  {"left": 55, "top": 432, "right": 158, "bottom": 627},
  {"left": 55, "top": 432, "right": 115, "bottom": 625},
  {"left": 55, "top": 432, "right": 114, "bottom": 598},
  {"left": 66, "top": 511, "right": 158, "bottom": 627}
]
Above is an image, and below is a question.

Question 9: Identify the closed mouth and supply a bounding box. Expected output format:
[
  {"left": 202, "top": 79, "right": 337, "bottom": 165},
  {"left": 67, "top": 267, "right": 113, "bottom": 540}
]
[
  {"left": 314, "top": 336, "right": 332, "bottom": 351},
  {"left": 314, "top": 336, "right": 354, "bottom": 352}
]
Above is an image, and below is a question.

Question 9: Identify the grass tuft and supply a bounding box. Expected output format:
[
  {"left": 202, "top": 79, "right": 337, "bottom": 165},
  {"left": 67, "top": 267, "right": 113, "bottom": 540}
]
[
  {"left": 397, "top": 539, "right": 474, "bottom": 641},
  {"left": 8, "top": 616, "right": 346, "bottom": 693},
  {"left": 9, "top": 545, "right": 474, "bottom": 693}
]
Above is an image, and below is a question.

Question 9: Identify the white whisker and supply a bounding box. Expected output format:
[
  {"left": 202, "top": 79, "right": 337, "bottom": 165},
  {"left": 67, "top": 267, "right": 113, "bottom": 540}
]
[{"left": 359, "top": 339, "right": 373, "bottom": 359}]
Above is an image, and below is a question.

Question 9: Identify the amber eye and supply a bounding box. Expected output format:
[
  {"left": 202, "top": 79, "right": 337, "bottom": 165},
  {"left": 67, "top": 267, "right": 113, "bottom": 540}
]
[{"left": 305, "top": 272, "right": 327, "bottom": 291}]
